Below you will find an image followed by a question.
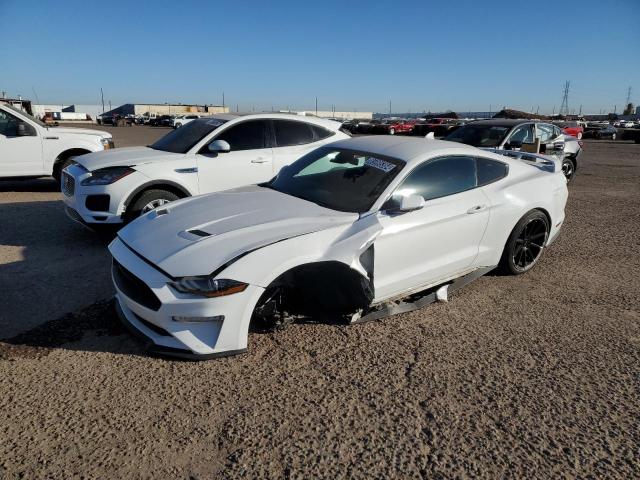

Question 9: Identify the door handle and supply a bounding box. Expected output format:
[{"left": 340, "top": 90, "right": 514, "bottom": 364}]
[
  {"left": 251, "top": 158, "right": 269, "bottom": 164},
  {"left": 467, "top": 204, "right": 487, "bottom": 214}
]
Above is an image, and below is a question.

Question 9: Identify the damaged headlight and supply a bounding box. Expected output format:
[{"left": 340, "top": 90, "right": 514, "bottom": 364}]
[
  {"left": 100, "top": 137, "right": 115, "bottom": 149},
  {"left": 81, "top": 167, "right": 134, "bottom": 186},
  {"left": 169, "top": 277, "right": 248, "bottom": 298}
]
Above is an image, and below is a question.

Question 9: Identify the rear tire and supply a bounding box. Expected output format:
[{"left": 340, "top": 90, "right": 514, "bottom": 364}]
[
  {"left": 125, "top": 189, "right": 180, "bottom": 222},
  {"left": 499, "top": 210, "right": 550, "bottom": 275},
  {"left": 561, "top": 157, "right": 576, "bottom": 182}
]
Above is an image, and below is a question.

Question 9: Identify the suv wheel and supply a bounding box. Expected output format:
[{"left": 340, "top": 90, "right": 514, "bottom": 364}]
[{"left": 126, "top": 189, "right": 180, "bottom": 221}]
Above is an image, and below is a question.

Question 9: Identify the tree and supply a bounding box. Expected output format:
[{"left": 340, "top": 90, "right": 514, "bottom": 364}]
[{"left": 623, "top": 103, "right": 635, "bottom": 115}]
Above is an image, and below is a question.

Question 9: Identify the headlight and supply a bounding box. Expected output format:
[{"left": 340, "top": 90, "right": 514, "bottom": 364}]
[
  {"left": 169, "top": 277, "right": 248, "bottom": 298},
  {"left": 100, "top": 137, "right": 115, "bottom": 149},
  {"left": 81, "top": 167, "right": 134, "bottom": 186}
]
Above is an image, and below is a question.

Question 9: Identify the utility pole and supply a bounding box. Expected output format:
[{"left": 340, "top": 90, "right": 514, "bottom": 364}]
[
  {"left": 536, "top": 106, "right": 540, "bottom": 115},
  {"left": 559, "top": 80, "right": 570, "bottom": 117},
  {"left": 552, "top": 106, "right": 555, "bottom": 115},
  {"left": 222, "top": 92, "right": 225, "bottom": 110},
  {"left": 315, "top": 97, "right": 318, "bottom": 116},
  {"left": 626, "top": 86, "right": 632, "bottom": 105},
  {"left": 389, "top": 100, "right": 391, "bottom": 115},
  {"left": 101, "top": 88, "right": 105, "bottom": 113},
  {"left": 579, "top": 105, "right": 582, "bottom": 116}
]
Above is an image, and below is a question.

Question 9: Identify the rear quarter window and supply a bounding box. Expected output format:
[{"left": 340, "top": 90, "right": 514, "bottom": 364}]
[
  {"left": 273, "top": 120, "right": 315, "bottom": 146},
  {"left": 476, "top": 157, "right": 508, "bottom": 186}
]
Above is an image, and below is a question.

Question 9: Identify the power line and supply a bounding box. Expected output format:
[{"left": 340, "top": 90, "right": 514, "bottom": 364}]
[{"left": 559, "top": 80, "right": 570, "bottom": 117}]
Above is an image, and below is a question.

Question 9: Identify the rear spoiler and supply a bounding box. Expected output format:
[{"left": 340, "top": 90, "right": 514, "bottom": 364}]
[{"left": 482, "top": 148, "right": 561, "bottom": 174}]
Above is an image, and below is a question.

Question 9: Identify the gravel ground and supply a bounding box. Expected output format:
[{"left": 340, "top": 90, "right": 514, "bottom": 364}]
[{"left": 0, "top": 131, "right": 639, "bottom": 479}]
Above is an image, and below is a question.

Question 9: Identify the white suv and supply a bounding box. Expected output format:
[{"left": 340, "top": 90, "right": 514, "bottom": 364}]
[
  {"left": 0, "top": 103, "right": 113, "bottom": 182},
  {"left": 172, "top": 114, "right": 200, "bottom": 128},
  {"left": 62, "top": 113, "right": 349, "bottom": 227}
]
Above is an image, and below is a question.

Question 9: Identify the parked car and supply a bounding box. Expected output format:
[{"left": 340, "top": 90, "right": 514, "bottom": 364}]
[
  {"left": 583, "top": 124, "right": 618, "bottom": 140},
  {"left": 372, "top": 119, "right": 414, "bottom": 135},
  {"left": 61, "top": 114, "right": 349, "bottom": 228},
  {"left": 445, "top": 119, "right": 582, "bottom": 181},
  {"left": 173, "top": 114, "right": 201, "bottom": 128},
  {"left": 555, "top": 121, "right": 584, "bottom": 139},
  {"left": 412, "top": 118, "right": 461, "bottom": 137},
  {"left": 149, "top": 115, "right": 172, "bottom": 126},
  {"left": 0, "top": 102, "right": 113, "bottom": 182},
  {"left": 108, "top": 136, "right": 567, "bottom": 358}
]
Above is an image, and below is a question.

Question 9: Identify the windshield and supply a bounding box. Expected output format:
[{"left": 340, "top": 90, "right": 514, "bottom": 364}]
[
  {"left": 264, "top": 147, "right": 404, "bottom": 213},
  {"left": 445, "top": 124, "right": 510, "bottom": 147},
  {"left": 149, "top": 118, "right": 227, "bottom": 153},
  {"left": 1, "top": 103, "right": 47, "bottom": 127}
]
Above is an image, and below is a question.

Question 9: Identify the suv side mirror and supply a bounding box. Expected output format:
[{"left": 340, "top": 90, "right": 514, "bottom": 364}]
[
  {"left": 208, "top": 139, "right": 231, "bottom": 153},
  {"left": 17, "top": 122, "right": 34, "bottom": 136}
]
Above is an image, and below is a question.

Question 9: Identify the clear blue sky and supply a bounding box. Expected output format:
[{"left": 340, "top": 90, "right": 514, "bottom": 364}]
[{"left": 1, "top": 0, "right": 638, "bottom": 114}]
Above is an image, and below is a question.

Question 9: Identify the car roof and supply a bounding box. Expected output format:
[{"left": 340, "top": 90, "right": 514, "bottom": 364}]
[
  {"left": 200, "top": 113, "right": 342, "bottom": 130},
  {"left": 328, "top": 136, "right": 486, "bottom": 165},
  {"left": 469, "top": 119, "right": 545, "bottom": 127}
]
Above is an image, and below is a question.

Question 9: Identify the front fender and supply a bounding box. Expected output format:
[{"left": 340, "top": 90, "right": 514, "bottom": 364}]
[{"left": 220, "top": 213, "right": 383, "bottom": 288}]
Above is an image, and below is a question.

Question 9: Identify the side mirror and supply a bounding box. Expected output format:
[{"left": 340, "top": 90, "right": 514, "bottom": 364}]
[
  {"left": 398, "top": 193, "right": 425, "bottom": 212},
  {"left": 17, "top": 122, "right": 32, "bottom": 136},
  {"left": 208, "top": 139, "right": 230, "bottom": 153},
  {"left": 506, "top": 140, "right": 522, "bottom": 150},
  {"left": 384, "top": 194, "right": 425, "bottom": 214}
]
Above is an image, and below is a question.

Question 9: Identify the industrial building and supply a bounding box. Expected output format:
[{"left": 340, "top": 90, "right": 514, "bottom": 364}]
[{"left": 100, "top": 103, "right": 229, "bottom": 119}]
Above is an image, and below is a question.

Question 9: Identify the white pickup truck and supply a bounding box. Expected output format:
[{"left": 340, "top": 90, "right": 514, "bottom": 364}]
[{"left": 0, "top": 103, "right": 114, "bottom": 182}]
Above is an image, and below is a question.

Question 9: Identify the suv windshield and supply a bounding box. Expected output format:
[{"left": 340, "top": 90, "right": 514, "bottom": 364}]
[
  {"left": 1, "top": 103, "right": 47, "bottom": 127},
  {"left": 445, "top": 124, "right": 510, "bottom": 147},
  {"left": 264, "top": 147, "right": 404, "bottom": 213},
  {"left": 149, "top": 118, "right": 227, "bottom": 153}
]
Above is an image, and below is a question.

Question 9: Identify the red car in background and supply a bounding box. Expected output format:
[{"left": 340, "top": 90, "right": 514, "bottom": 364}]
[
  {"left": 556, "top": 121, "right": 584, "bottom": 139},
  {"left": 372, "top": 119, "right": 414, "bottom": 135}
]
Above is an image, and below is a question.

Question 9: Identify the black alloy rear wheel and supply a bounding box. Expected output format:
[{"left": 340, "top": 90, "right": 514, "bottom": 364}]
[{"left": 500, "top": 210, "right": 549, "bottom": 275}]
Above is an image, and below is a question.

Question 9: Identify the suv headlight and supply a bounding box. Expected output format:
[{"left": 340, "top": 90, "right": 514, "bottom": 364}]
[
  {"left": 81, "top": 167, "right": 134, "bottom": 186},
  {"left": 100, "top": 137, "right": 115, "bottom": 149},
  {"left": 169, "top": 278, "right": 248, "bottom": 298}
]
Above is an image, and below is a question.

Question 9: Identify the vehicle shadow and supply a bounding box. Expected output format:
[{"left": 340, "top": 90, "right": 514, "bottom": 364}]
[
  {"left": 0, "top": 199, "right": 121, "bottom": 347},
  {"left": 0, "top": 177, "right": 59, "bottom": 193}
]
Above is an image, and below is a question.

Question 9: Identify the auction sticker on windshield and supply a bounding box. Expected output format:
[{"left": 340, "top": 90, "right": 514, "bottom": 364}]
[{"left": 365, "top": 157, "right": 396, "bottom": 173}]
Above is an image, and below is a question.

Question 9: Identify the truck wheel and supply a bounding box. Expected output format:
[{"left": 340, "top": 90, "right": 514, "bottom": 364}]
[{"left": 126, "top": 189, "right": 180, "bottom": 221}]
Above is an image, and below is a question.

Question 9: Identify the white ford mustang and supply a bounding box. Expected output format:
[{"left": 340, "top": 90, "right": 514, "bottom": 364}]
[{"left": 109, "top": 136, "right": 568, "bottom": 359}]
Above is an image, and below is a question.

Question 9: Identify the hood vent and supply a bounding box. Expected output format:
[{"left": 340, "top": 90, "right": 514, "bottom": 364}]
[
  {"left": 177, "top": 229, "right": 213, "bottom": 241},
  {"left": 188, "top": 229, "right": 211, "bottom": 237}
]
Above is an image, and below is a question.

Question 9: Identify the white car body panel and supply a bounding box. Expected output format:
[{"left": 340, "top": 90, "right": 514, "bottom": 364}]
[
  {"left": 63, "top": 113, "right": 347, "bottom": 225},
  {"left": 109, "top": 137, "right": 568, "bottom": 358},
  {"left": 0, "top": 103, "right": 111, "bottom": 177}
]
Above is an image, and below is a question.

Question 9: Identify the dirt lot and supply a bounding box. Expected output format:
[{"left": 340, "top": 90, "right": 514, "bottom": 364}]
[{"left": 0, "top": 128, "right": 639, "bottom": 479}]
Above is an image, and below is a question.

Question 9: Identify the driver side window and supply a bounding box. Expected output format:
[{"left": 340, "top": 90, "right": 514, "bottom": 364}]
[
  {"left": 0, "top": 110, "right": 20, "bottom": 137},
  {"left": 213, "top": 120, "right": 268, "bottom": 151},
  {"left": 395, "top": 156, "right": 477, "bottom": 201}
]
